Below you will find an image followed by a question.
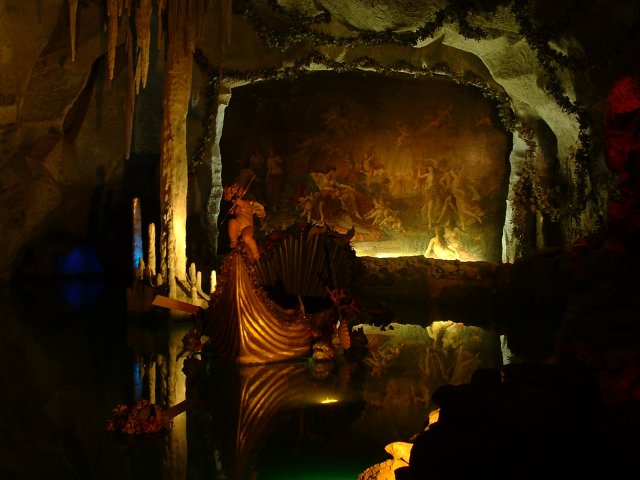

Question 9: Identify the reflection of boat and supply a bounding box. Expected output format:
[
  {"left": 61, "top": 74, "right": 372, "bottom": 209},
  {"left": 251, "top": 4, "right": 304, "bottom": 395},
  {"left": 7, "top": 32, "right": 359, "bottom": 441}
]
[
  {"left": 204, "top": 223, "right": 360, "bottom": 364},
  {"left": 200, "top": 360, "right": 361, "bottom": 480}
]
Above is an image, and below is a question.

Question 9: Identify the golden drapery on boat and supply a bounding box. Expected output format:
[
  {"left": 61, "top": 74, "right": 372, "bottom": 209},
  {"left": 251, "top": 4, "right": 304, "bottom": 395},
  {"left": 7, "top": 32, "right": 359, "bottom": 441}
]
[
  {"left": 206, "top": 251, "right": 313, "bottom": 364},
  {"left": 205, "top": 223, "right": 359, "bottom": 364}
]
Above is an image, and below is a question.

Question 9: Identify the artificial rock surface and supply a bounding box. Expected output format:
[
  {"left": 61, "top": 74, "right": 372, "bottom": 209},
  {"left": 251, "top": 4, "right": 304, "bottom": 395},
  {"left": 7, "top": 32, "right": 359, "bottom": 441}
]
[
  {"left": 357, "top": 238, "right": 640, "bottom": 479},
  {"left": 2, "top": 2, "right": 640, "bottom": 476},
  {"left": 2, "top": 0, "right": 639, "bottom": 282}
]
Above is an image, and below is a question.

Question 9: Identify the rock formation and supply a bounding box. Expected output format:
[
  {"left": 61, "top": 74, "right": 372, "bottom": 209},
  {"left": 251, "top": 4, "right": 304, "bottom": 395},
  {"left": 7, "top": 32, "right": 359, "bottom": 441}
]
[
  {"left": 2, "top": 0, "right": 639, "bottom": 283},
  {"left": 2, "top": 2, "right": 640, "bottom": 476}
]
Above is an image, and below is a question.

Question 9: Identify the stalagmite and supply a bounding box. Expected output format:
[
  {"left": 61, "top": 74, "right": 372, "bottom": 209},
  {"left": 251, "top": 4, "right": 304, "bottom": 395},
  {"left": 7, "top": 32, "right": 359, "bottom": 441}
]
[
  {"left": 210, "top": 270, "right": 217, "bottom": 294},
  {"left": 132, "top": 197, "right": 143, "bottom": 273},
  {"left": 135, "top": 0, "right": 152, "bottom": 93},
  {"left": 148, "top": 223, "right": 156, "bottom": 278},
  {"left": 189, "top": 262, "right": 197, "bottom": 285},
  {"left": 148, "top": 357, "right": 156, "bottom": 404},
  {"left": 68, "top": 0, "right": 78, "bottom": 61}
]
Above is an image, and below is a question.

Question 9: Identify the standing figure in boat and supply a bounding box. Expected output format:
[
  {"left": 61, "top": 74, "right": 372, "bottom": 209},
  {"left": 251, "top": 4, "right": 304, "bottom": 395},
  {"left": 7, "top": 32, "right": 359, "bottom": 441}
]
[{"left": 224, "top": 183, "right": 266, "bottom": 261}]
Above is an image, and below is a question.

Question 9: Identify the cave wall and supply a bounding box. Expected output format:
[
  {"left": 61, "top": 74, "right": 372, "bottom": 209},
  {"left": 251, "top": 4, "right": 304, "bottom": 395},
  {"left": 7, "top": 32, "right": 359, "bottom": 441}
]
[
  {"left": 0, "top": 0, "right": 133, "bottom": 282},
  {"left": 1, "top": 0, "right": 639, "bottom": 282}
]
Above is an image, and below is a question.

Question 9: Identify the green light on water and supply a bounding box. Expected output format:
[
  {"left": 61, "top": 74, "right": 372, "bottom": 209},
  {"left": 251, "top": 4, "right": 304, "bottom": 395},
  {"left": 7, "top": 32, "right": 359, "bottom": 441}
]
[{"left": 260, "top": 469, "right": 364, "bottom": 480}]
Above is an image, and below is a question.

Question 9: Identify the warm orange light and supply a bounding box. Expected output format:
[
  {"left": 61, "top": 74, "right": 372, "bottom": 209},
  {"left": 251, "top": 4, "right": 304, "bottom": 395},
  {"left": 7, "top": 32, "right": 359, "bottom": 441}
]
[{"left": 321, "top": 398, "right": 338, "bottom": 404}]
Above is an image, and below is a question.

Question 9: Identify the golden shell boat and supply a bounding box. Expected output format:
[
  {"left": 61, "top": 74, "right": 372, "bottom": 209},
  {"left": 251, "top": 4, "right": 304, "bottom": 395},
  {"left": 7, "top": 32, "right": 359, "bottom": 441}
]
[{"left": 204, "top": 223, "right": 358, "bottom": 364}]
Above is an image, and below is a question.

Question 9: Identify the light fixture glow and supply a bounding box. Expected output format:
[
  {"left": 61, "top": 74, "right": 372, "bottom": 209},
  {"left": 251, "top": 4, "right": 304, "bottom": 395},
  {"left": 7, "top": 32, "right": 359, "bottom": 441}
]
[{"left": 321, "top": 398, "right": 338, "bottom": 404}]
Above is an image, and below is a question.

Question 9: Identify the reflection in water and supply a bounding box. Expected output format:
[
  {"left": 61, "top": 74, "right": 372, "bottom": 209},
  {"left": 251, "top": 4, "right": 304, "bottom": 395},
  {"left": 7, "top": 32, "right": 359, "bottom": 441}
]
[
  {"left": 0, "top": 282, "right": 502, "bottom": 479},
  {"left": 201, "top": 360, "right": 362, "bottom": 480},
  {"left": 127, "top": 319, "right": 501, "bottom": 479},
  {"left": 355, "top": 321, "right": 501, "bottom": 443},
  {"left": 127, "top": 322, "right": 191, "bottom": 479}
]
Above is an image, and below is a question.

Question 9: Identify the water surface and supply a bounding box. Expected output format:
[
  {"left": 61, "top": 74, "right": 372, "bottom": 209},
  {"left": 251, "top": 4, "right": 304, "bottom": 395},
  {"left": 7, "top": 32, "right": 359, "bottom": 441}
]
[{"left": 1, "top": 280, "right": 501, "bottom": 480}]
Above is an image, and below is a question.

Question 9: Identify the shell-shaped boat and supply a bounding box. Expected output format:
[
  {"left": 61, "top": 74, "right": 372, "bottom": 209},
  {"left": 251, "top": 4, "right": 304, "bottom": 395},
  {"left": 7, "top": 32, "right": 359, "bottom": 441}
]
[{"left": 205, "top": 223, "right": 359, "bottom": 364}]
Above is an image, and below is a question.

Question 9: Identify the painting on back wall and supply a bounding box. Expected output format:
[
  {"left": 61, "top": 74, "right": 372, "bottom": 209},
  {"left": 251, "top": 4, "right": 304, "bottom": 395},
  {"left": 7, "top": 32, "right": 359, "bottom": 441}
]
[{"left": 219, "top": 71, "right": 511, "bottom": 262}]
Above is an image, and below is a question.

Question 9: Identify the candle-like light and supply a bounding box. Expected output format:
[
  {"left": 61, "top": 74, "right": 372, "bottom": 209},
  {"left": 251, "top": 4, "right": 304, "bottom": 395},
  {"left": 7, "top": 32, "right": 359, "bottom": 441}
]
[{"left": 210, "top": 270, "right": 217, "bottom": 294}]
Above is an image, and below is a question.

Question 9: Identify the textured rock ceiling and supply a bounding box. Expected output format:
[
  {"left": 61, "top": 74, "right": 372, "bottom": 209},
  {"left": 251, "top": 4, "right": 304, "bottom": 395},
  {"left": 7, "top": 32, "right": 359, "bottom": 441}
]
[{"left": 280, "top": 0, "right": 449, "bottom": 31}]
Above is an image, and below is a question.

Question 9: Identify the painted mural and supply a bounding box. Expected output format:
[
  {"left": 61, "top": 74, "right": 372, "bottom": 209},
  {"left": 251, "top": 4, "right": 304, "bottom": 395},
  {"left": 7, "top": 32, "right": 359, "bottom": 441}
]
[{"left": 220, "top": 71, "right": 511, "bottom": 262}]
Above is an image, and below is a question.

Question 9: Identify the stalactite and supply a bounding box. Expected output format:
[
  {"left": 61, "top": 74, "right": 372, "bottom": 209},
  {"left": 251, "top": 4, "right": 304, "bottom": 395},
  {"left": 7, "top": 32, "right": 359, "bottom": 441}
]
[
  {"left": 106, "top": 0, "right": 119, "bottom": 88},
  {"left": 135, "top": 0, "right": 152, "bottom": 93},
  {"left": 124, "top": 19, "right": 135, "bottom": 160},
  {"left": 157, "top": 0, "right": 167, "bottom": 50},
  {"left": 134, "top": 52, "right": 142, "bottom": 98},
  {"left": 68, "top": 0, "right": 78, "bottom": 61}
]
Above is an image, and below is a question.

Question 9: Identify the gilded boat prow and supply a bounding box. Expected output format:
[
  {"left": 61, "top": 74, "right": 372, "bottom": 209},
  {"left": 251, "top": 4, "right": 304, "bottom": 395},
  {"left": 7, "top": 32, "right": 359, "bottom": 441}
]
[{"left": 206, "top": 251, "right": 313, "bottom": 364}]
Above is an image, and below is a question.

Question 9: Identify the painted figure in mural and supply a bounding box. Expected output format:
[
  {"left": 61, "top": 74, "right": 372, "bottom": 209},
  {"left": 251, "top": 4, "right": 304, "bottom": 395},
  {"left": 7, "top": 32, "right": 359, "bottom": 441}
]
[
  {"left": 223, "top": 183, "right": 266, "bottom": 262},
  {"left": 309, "top": 166, "right": 361, "bottom": 222},
  {"left": 449, "top": 169, "right": 483, "bottom": 227},
  {"left": 436, "top": 167, "right": 484, "bottom": 228},
  {"left": 415, "top": 161, "right": 436, "bottom": 228},
  {"left": 379, "top": 209, "right": 405, "bottom": 233},
  {"left": 265, "top": 148, "right": 284, "bottom": 213},
  {"left": 364, "top": 197, "right": 404, "bottom": 233},
  {"left": 361, "top": 146, "right": 386, "bottom": 187},
  {"left": 422, "top": 104, "right": 453, "bottom": 131},
  {"left": 364, "top": 197, "right": 390, "bottom": 226},
  {"left": 424, "top": 226, "right": 460, "bottom": 261},
  {"left": 443, "top": 218, "right": 477, "bottom": 261},
  {"left": 297, "top": 193, "right": 317, "bottom": 222}
]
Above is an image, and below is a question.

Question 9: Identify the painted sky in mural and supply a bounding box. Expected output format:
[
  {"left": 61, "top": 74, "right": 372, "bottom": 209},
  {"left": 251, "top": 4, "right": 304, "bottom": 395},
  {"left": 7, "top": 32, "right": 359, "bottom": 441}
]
[{"left": 220, "top": 71, "right": 511, "bottom": 262}]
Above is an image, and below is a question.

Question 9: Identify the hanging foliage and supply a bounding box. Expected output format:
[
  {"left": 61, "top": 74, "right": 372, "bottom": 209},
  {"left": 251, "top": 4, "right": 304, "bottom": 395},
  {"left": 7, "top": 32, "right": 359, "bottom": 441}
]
[{"left": 224, "top": 0, "right": 621, "bottom": 249}]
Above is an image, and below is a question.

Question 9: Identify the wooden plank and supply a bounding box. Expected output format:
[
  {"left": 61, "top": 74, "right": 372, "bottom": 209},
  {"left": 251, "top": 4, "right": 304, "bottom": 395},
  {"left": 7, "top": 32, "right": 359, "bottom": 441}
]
[{"left": 152, "top": 295, "right": 202, "bottom": 314}]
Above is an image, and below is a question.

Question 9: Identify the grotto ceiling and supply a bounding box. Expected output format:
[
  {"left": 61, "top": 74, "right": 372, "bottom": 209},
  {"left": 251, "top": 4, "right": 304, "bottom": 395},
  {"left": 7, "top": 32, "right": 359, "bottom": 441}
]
[{"left": 1, "top": 0, "right": 639, "bottom": 281}]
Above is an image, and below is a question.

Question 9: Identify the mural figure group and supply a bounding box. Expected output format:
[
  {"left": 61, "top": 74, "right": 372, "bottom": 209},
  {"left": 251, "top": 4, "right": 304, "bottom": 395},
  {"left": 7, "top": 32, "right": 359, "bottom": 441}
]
[
  {"left": 221, "top": 87, "right": 508, "bottom": 262},
  {"left": 309, "top": 166, "right": 361, "bottom": 223},
  {"left": 226, "top": 142, "right": 487, "bottom": 262}
]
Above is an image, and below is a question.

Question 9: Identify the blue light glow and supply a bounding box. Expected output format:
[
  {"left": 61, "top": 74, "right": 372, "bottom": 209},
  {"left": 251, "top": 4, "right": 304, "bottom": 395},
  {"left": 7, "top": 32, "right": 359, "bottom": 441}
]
[{"left": 57, "top": 245, "right": 104, "bottom": 275}]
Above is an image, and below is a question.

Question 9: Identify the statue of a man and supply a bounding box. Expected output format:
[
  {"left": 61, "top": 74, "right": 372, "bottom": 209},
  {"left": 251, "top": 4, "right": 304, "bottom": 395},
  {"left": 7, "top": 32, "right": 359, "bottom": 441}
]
[{"left": 223, "top": 183, "right": 266, "bottom": 261}]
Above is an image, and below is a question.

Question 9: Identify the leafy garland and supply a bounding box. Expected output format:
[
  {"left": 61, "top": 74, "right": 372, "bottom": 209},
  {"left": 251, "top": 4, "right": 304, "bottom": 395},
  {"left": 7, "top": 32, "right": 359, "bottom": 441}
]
[
  {"left": 192, "top": 48, "right": 520, "bottom": 159},
  {"left": 242, "top": 1, "right": 603, "bottom": 205},
  {"left": 510, "top": 131, "right": 561, "bottom": 255},
  {"left": 191, "top": 47, "right": 547, "bottom": 248},
  {"left": 509, "top": 0, "right": 591, "bottom": 209},
  {"left": 191, "top": 49, "right": 219, "bottom": 174},
  {"left": 244, "top": 0, "right": 514, "bottom": 48},
  {"left": 192, "top": 0, "right": 630, "bottom": 250}
]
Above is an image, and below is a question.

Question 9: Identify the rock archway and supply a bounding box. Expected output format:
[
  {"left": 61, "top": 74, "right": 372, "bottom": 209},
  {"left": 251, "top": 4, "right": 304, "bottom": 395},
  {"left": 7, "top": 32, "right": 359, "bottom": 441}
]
[{"left": 2, "top": 0, "right": 635, "bottom": 282}]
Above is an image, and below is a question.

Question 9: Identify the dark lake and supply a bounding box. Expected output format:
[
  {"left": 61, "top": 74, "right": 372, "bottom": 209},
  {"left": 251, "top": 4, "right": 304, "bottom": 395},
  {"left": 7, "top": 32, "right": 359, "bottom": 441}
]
[{"left": 1, "top": 278, "right": 503, "bottom": 480}]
